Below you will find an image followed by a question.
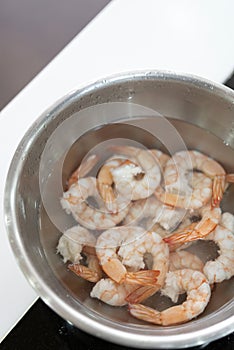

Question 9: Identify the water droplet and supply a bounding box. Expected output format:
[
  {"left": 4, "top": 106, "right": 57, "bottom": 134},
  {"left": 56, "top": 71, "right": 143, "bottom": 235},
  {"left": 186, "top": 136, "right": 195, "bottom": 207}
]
[
  {"left": 127, "top": 89, "right": 135, "bottom": 100},
  {"left": 58, "top": 325, "right": 68, "bottom": 336},
  {"left": 223, "top": 140, "right": 230, "bottom": 147}
]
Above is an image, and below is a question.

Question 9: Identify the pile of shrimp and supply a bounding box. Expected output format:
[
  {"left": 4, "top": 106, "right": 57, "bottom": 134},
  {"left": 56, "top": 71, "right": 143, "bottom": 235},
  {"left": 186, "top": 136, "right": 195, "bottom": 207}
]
[{"left": 57, "top": 146, "right": 234, "bottom": 326}]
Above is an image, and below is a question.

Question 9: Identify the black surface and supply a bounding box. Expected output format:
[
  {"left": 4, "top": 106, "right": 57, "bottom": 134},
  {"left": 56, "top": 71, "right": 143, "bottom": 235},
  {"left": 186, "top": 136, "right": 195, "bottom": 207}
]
[
  {"left": 1, "top": 298, "right": 234, "bottom": 350},
  {"left": 2, "top": 74, "right": 234, "bottom": 349}
]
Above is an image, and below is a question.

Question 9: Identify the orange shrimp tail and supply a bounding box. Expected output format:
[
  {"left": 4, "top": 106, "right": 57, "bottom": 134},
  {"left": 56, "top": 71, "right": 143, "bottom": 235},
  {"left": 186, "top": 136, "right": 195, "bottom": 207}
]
[
  {"left": 125, "top": 270, "right": 160, "bottom": 286},
  {"left": 164, "top": 218, "right": 217, "bottom": 245},
  {"left": 128, "top": 304, "right": 161, "bottom": 325},
  {"left": 126, "top": 285, "right": 159, "bottom": 304},
  {"left": 164, "top": 232, "right": 190, "bottom": 245},
  {"left": 212, "top": 174, "right": 225, "bottom": 208},
  {"left": 102, "top": 259, "right": 126, "bottom": 283},
  {"left": 68, "top": 264, "right": 100, "bottom": 283},
  {"left": 97, "top": 183, "right": 116, "bottom": 212},
  {"left": 163, "top": 223, "right": 197, "bottom": 245}
]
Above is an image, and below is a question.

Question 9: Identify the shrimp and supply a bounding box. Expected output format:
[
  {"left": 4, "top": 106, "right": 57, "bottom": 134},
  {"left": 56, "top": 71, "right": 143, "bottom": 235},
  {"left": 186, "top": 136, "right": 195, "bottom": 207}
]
[
  {"left": 97, "top": 157, "right": 135, "bottom": 213},
  {"left": 95, "top": 226, "right": 162, "bottom": 286},
  {"left": 126, "top": 249, "right": 204, "bottom": 304},
  {"left": 118, "top": 229, "right": 170, "bottom": 304},
  {"left": 123, "top": 195, "right": 186, "bottom": 232},
  {"left": 68, "top": 246, "right": 103, "bottom": 283},
  {"left": 67, "top": 154, "right": 99, "bottom": 188},
  {"left": 57, "top": 225, "right": 102, "bottom": 282},
  {"left": 149, "top": 149, "right": 170, "bottom": 170},
  {"left": 128, "top": 269, "right": 211, "bottom": 326},
  {"left": 164, "top": 205, "right": 221, "bottom": 246},
  {"left": 61, "top": 177, "right": 130, "bottom": 230},
  {"left": 91, "top": 277, "right": 161, "bottom": 307},
  {"left": 90, "top": 278, "right": 136, "bottom": 306},
  {"left": 109, "top": 146, "right": 161, "bottom": 200},
  {"left": 157, "top": 150, "right": 227, "bottom": 209},
  {"left": 155, "top": 171, "right": 213, "bottom": 210},
  {"left": 149, "top": 208, "right": 198, "bottom": 241},
  {"left": 169, "top": 250, "right": 204, "bottom": 272},
  {"left": 203, "top": 212, "right": 234, "bottom": 284}
]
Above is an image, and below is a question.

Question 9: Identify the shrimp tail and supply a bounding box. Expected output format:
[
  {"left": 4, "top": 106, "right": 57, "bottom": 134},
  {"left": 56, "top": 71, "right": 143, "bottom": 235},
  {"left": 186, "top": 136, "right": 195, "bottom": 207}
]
[
  {"left": 212, "top": 174, "right": 226, "bottom": 208},
  {"left": 163, "top": 223, "right": 197, "bottom": 245},
  {"left": 125, "top": 270, "right": 160, "bottom": 286},
  {"left": 164, "top": 218, "right": 217, "bottom": 245},
  {"left": 68, "top": 263, "right": 101, "bottom": 283},
  {"left": 126, "top": 285, "right": 160, "bottom": 304},
  {"left": 128, "top": 304, "right": 161, "bottom": 325},
  {"left": 97, "top": 182, "right": 117, "bottom": 213}
]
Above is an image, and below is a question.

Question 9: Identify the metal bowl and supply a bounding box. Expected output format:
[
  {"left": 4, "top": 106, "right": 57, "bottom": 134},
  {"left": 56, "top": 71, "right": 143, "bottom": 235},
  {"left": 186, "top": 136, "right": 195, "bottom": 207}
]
[{"left": 4, "top": 71, "right": 234, "bottom": 348}]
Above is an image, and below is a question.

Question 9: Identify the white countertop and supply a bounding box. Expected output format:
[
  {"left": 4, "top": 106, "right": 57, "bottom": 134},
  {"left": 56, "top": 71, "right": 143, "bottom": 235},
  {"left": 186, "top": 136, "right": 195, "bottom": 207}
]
[{"left": 1, "top": 0, "right": 234, "bottom": 341}]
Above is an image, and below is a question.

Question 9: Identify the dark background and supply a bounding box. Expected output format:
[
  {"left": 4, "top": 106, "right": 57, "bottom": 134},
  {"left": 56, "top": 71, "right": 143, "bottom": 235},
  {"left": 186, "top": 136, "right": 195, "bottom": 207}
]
[{"left": 1, "top": 1, "right": 234, "bottom": 349}]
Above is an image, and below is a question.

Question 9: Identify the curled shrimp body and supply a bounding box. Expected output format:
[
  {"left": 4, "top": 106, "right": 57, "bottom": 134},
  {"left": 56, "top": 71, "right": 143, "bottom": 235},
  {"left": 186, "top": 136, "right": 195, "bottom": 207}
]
[
  {"left": 57, "top": 225, "right": 102, "bottom": 282},
  {"left": 169, "top": 250, "right": 204, "bottom": 272},
  {"left": 96, "top": 226, "right": 161, "bottom": 286},
  {"left": 126, "top": 249, "right": 204, "bottom": 305},
  {"left": 109, "top": 146, "right": 161, "bottom": 200},
  {"left": 97, "top": 157, "right": 134, "bottom": 213},
  {"left": 90, "top": 278, "right": 136, "bottom": 306},
  {"left": 164, "top": 205, "right": 222, "bottom": 246},
  {"left": 149, "top": 149, "right": 170, "bottom": 169},
  {"left": 57, "top": 225, "right": 96, "bottom": 263},
  {"left": 129, "top": 269, "right": 211, "bottom": 326},
  {"left": 61, "top": 177, "right": 129, "bottom": 230},
  {"left": 157, "top": 150, "right": 226, "bottom": 209},
  {"left": 156, "top": 171, "right": 213, "bottom": 210},
  {"left": 203, "top": 212, "right": 234, "bottom": 284},
  {"left": 120, "top": 230, "right": 170, "bottom": 304},
  {"left": 123, "top": 195, "right": 186, "bottom": 232}
]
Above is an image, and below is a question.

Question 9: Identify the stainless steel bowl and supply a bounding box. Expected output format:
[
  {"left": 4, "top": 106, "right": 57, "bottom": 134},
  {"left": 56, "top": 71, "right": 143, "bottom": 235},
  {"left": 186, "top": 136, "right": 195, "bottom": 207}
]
[{"left": 4, "top": 71, "right": 234, "bottom": 348}]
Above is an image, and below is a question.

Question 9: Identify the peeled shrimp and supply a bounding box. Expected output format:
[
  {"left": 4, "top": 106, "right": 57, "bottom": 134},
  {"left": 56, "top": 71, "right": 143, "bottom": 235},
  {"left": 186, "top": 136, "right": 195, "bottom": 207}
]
[
  {"left": 123, "top": 195, "right": 186, "bottom": 232},
  {"left": 61, "top": 177, "right": 129, "bottom": 230},
  {"left": 57, "top": 225, "right": 102, "bottom": 282},
  {"left": 203, "top": 212, "right": 234, "bottom": 284},
  {"left": 148, "top": 210, "right": 194, "bottom": 239},
  {"left": 90, "top": 278, "right": 136, "bottom": 306},
  {"left": 169, "top": 250, "right": 204, "bottom": 272},
  {"left": 164, "top": 205, "right": 221, "bottom": 246},
  {"left": 129, "top": 269, "right": 211, "bottom": 326},
  {"left": 156, "top": 171, "right": 213, "bottom": 210},
  {"left": 109, "top": 146, "right": 161, "bottom": 200},
  {"left": 96, "top": 226, "right": 161, "bottom": 286},
  {"left": 156, "top": 150, "right": 227, "bottom": 209},
  {"left": 117, "top": 229, "right": 169, "bottom": 304},
  {"left": 91, "top": 227, "right": 169, "bottom": 306},
  {"left": 97, "top": 157, "right": 134, "bottom": 213},
  {"left": 126, "top": 249, "right": 204, "bottom": 304},
  {"left": 67, "top": 154, "right": 98, "bottom": 188},
  {"left": 149, "top": 149, "right": 170, "bottom": 170}
]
